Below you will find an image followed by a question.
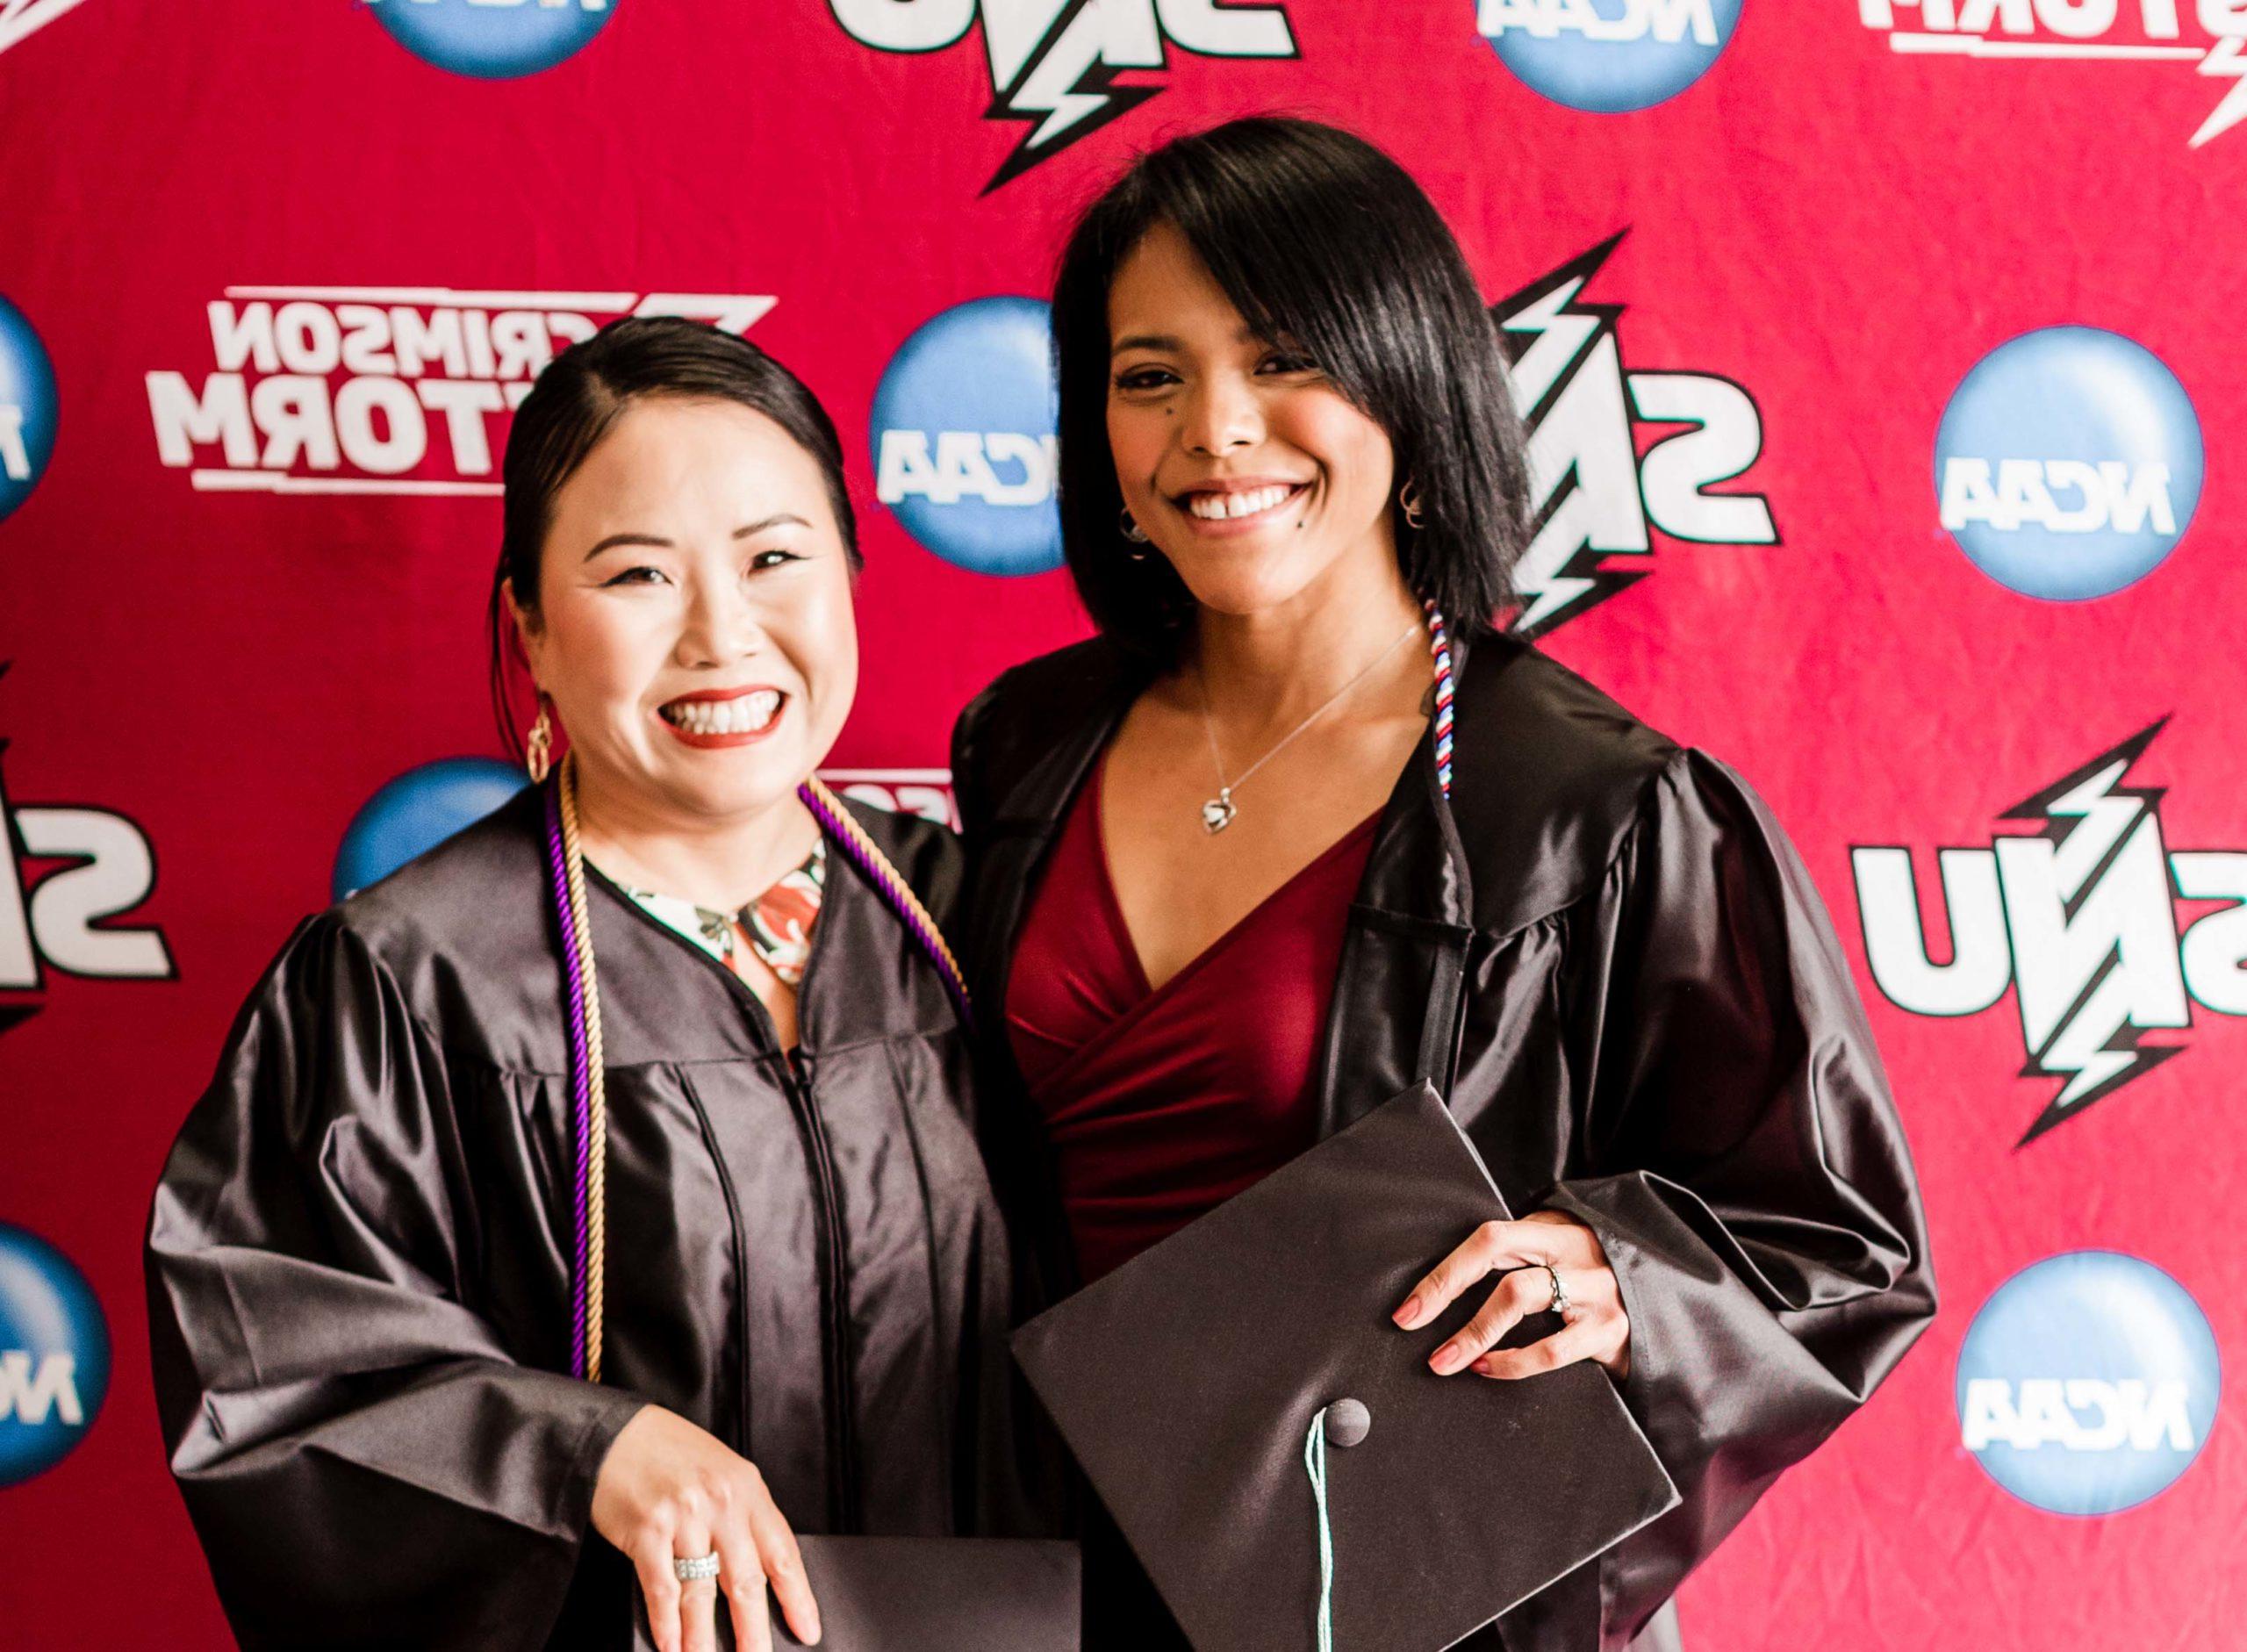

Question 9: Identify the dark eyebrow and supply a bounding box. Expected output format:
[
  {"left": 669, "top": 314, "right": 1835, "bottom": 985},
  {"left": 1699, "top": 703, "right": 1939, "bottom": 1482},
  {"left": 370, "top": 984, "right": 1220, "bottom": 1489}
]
[
  {"left": 584, "top": 533, "right": 670, "bottom": 562},
  {"left": 1109, "top": 325, "right": 1274, "bottom": 358},
  {"left": 583, "top": 514, "right": 809, "bottom": 562}
]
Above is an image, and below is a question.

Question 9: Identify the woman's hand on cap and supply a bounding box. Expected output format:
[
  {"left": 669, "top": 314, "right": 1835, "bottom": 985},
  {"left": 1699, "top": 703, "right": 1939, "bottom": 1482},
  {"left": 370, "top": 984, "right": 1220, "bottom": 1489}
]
[
  {"left": 591, "top": 1404, "right": 822, "bottom": 1652},
  {"left": 1391, "top": 1209, "right": 1633, "bottom": 1383}
]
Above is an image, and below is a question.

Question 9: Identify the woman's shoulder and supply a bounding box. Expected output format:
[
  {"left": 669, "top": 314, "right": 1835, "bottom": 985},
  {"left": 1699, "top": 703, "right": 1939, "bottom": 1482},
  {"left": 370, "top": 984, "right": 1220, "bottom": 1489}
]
[
  {"left": 948, "top": 638, "right": 1141, "bottom": 751},
  {"left": 951, "top": 636, "right": 1141, "bottom": 791},
  {"left": 1457, "top": 635, "right": 1683, "bottom": 797},
  {"left": 206, "top": 786, "right": 559, "bottom": 1081},
  {"left": 1447, "top": 635, "right": 1693, "bottom": 930},
  {"left": 316, "top": 785, "right": 556, "bottom": 1014},
  {"left": 831, "top": 790, "right": 964, "bottom": 919}
]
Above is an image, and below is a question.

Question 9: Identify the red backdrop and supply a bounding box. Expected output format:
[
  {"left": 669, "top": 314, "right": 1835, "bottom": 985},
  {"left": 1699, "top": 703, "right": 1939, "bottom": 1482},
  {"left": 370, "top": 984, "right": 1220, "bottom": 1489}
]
[{"left": 3, "top": 0, "right": 2243, "bottom": 1645}]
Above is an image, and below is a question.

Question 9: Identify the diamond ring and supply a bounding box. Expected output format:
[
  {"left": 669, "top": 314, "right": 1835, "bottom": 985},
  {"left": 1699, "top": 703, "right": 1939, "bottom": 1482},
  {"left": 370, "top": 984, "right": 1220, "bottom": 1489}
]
[
  {"left": 1540, "top": 1263, "right": 1570, "bottom": 1319},
  {"left": 673, "top": 1552, "right": 721, "bottom": 1584}
]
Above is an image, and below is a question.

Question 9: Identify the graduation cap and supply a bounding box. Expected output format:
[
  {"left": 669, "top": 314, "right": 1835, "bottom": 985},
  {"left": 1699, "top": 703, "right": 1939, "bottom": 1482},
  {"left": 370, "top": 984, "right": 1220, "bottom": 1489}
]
[
  {"left": 769, "top": 1537, "right": 1080, "bottom": 1649},
  {"left": 1012, "top": 1082, "right": 1679, "bottom": 1652}
]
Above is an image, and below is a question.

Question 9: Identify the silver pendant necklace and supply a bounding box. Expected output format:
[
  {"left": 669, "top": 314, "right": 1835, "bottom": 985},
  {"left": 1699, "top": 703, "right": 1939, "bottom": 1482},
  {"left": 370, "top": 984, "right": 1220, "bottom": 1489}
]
[{"left": 1197, "top": 619, "right": 1423, "bottom": 834}]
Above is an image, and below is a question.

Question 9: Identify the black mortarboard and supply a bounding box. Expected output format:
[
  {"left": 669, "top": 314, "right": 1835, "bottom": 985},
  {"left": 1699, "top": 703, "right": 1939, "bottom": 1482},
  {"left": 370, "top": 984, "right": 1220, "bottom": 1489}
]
[
  {"left": 770, "top": 1537, "right": 1080, "bottom": 1649},
  {"left": 1011, "top": 1081, "right": 1678, "bottom": 1652}
]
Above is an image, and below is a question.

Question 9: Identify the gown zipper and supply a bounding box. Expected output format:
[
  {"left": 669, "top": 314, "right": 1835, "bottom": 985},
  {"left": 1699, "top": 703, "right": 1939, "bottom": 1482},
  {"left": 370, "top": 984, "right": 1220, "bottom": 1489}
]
[
  {"left": 582, "top": 859, "right": 865, "bottom": 1532},
  {"left": 784, "top": 1044, "right": 863, "bottom": 1533}
]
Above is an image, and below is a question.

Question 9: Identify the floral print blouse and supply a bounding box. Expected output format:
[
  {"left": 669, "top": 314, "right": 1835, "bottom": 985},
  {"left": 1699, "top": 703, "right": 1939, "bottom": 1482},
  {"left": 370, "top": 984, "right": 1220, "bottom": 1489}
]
[{"left": 622, "top": 837, "right": 826, "bottom": 988}]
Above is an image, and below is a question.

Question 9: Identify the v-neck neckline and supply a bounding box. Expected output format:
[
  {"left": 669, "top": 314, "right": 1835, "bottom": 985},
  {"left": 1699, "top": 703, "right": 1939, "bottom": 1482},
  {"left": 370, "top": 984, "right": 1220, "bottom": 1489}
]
[
  {"left": 581, "top": 848, "right": 840, "bottom": 1059},
  {"left": 611, "top": 837, "right": 828, "bottom": 985},
  {"left": 1088, "top": 751, "right": 1381, "bottom": 1005}
]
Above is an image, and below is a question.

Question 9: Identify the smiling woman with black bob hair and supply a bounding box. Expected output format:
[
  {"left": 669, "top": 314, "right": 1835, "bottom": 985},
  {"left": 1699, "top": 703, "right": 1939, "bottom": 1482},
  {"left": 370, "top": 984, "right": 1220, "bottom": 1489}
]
[
  {"left": 1052, "top": 117, "right": 1530, "bottom": 658},
  {"left": 951, "top": 116, "right": 1936, "bottom": 1651}
]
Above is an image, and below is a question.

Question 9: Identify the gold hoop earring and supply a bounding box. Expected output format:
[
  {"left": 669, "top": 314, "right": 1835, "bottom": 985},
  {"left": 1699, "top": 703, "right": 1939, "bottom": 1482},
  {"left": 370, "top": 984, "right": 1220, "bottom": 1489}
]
[
  {"left": 1399, "top": 478, "right": 1426, "bottom": 533},
  {"left": 524, "top": 700, "right": 554, "bottom": 785},
  {"left": 1120, "top": 506, "right": 1151, "bottom": 555}
]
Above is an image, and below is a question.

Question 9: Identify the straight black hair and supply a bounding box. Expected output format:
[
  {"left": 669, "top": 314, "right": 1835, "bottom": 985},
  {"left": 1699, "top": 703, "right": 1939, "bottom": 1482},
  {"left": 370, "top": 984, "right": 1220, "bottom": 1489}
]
[
  {"left": 485, "top": 315, "right": 858, "bottom": 763},
  {"left": 1052, "top": 116, "right": 1529, "bottom": 662}
]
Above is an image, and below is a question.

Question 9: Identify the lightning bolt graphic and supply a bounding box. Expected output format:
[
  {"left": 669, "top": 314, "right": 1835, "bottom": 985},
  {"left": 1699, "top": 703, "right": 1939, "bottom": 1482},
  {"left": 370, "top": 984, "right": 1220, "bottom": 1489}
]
[
  {"left": 1490, "top": 233, "right": 1650, "bottom": 636},
  {"left": 0, "top": 0, "right": 91, "bottom": 56},
  {"left": 979, "top": 0, "right": 1162, "bottom": 194},
  {"left": 2191, "top": 36, "right": 2247, "bottom": 148},
  {"left": 1999, "top": 720, "right": 2187, "bottom": 1144},
  {"left": 973, "top": 0, "right": 1296, "bottom": 194}
]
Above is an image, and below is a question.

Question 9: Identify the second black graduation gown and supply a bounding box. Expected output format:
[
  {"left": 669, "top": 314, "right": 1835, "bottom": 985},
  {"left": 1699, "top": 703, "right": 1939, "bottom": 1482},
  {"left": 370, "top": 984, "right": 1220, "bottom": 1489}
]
[
  {"left": 146, "top": 786, "right": 1031, "bottom": 1650},
  {"left": 949, "top": 631, "right": 1938, "bottom": 1652}
]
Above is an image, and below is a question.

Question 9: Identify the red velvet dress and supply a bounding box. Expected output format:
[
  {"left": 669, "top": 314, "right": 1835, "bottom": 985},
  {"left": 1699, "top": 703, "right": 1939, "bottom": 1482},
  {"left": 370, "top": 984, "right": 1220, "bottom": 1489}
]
[{"left": 1005, "top": 756, "right": 1381, "bottom": 1282}]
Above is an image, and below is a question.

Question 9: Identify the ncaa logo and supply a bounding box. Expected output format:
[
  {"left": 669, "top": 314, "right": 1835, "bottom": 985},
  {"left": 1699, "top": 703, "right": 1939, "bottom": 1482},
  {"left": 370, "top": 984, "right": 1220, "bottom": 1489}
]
[
  {"left": 334, "top": 758, "right": 528, "bottom": 900},
  {"left": 1937, "top": 327, "right": 2202, "bottom": 601},
  {"left": 871, "top": 297, "right": 1061, "bottom": 577},
  {"left": 1957, "top": 1253, "right": 2218, "bottom": 1517},
  {"left": 0, "top": 1225, "right": 110, "bottom": 1486},
  {"left": 1476, "top": 0, "right": 1743, "bottom": 113},
  {"left": 0, "top": 292, "right": 59, "bottom": 523},
  {"left": 366, "top": 0, "right": 616, "bottom": 80}
]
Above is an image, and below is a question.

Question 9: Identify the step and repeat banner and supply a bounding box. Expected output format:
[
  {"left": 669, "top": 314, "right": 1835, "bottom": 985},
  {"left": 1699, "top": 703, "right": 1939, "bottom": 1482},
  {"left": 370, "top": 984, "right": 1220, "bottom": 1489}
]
[{"left": 2, "top": 1, "right": 2241, "bottom": 1646}]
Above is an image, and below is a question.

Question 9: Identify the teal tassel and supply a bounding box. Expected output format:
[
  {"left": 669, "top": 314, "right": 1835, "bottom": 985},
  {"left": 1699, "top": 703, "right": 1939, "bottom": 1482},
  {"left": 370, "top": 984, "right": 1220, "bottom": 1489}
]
[{"left": 1305, "top": 1407, "right": 1335, "bottom": 1652}]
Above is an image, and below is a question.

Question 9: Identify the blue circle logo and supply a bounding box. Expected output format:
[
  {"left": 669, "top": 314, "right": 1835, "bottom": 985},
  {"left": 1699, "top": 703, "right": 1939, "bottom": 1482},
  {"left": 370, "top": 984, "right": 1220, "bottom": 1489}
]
[
  {"left": 1956, "top": 1252, "right": 2219, "bottom": 1516},
  {"left": 1477, "top": 0, "right": 1744, "bottom": 113},
  {"left": 334, "top": 758, "right": 528, "bottom": 900},
  {"left": 1936, "top": 327, "right": 2202, "bottom": 601},
  {"left": 0, "top": 293, "right": 59, "bottom": 524},
  {"left": 869, "top": 297, "right": 1062, "bottom": 578},
  {"left": 0, "top": 1225, "right": 110, "bottom": 1487},
  {"left": 369, "top": 0, "right": 617, "bottom": 79}
]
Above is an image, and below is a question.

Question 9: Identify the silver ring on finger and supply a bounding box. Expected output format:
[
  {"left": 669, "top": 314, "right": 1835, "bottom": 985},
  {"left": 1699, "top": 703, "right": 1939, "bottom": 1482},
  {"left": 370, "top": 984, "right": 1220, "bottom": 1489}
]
[
  {"left": 1540, "top": 1262, "right": 1571, "bottom": 1319},
  {"left": 672, "top": 1552, "right": 721, "bottom": 1584}
]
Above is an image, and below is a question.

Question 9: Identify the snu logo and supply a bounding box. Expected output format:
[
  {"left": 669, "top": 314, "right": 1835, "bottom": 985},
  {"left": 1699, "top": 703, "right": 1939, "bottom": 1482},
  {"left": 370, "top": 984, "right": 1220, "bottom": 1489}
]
[
  {"left": 832, "top": 0, "right": 1296, "bottom": 192},
  {"left": 1851, "top": 721, "right": 2247, "bottom": 1144},
  {"left": 0, "top": 702, "right": 176, "bottom": 1044},
  {"left": 1497, "top": 235, "right": 1777, "bottom": 636}
]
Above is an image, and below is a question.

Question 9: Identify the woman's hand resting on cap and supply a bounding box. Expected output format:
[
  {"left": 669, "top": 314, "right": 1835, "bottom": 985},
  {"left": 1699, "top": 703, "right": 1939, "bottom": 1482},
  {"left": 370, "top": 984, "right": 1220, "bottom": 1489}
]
[
  {"left": 1392, "top": 1209, "right": 1632, "bottom": 1383},
  {"left": 592, "top": 1405, "right": 822, "bottom": 1652}
]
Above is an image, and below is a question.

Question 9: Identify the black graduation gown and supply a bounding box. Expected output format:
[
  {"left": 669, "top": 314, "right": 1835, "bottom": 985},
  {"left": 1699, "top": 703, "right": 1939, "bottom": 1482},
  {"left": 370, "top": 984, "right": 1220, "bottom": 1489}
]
[
  {"left": 146, "top": 787, "right": 1030, "bottom": 1651},
  {"left": 948, "top": 631, "right": 1938, "bottom": 1652}
]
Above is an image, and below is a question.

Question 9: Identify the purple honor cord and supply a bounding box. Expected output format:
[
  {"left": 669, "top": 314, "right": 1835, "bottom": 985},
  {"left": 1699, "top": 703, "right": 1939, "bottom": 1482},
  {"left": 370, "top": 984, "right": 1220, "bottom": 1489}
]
[{"left": 542, "top": 780, "right": 595, "bottom": 1382}]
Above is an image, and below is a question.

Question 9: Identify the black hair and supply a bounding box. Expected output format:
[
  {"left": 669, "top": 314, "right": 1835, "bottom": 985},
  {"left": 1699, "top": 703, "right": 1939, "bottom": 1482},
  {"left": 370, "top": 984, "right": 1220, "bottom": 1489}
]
[
  {"left": 485, "top": 315, "right": 859, "bottom": 762},
  {"left": 1051, "top": 115, "right": 1529, "bottom": 661}
]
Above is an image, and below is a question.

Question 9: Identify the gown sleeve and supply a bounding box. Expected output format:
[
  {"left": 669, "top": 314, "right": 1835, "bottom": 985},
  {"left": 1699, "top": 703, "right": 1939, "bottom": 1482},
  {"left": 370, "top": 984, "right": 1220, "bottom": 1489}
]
[
  {"left": 145, "top": 911, "right": 647, "bottom": 1651},
  {"left": 1533, "top": 749, "right": 1937, "bottom": 1647}
]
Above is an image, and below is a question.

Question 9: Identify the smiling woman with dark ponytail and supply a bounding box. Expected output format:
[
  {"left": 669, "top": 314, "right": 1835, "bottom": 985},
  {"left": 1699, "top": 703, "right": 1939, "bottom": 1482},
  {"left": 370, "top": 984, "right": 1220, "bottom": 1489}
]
[
  {"left": 148, "top": 317, "right": 1033, "bottom": 1652},
  {"left": 951, "top": 117, "right": 1936, "bottom": 1651}
]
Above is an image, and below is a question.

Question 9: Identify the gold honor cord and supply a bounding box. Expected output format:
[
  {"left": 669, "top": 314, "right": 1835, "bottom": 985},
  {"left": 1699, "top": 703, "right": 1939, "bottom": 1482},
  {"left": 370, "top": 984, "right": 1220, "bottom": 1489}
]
[
  {"left": 798, "top": 774, "right": 973, "bottom": 1006},
  {"left": 551, "top": 755, "right": 971, "bottom": 1385},
  {"left": 556, "top": 751, "right": 609, "bottom": 1383}
]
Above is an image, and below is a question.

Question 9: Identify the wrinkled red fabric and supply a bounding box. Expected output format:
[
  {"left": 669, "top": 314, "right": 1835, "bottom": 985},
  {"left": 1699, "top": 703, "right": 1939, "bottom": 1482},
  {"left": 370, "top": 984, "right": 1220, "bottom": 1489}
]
[{"left": 1006, "top": 757, "right": 1379, "bottom": 1282}]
